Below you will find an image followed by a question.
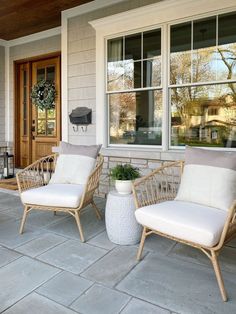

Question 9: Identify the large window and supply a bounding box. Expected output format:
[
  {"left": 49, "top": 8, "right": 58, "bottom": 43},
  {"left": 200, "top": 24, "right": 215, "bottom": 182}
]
[
  {"left": 106, "top": 11, "right": 236, "bottom": 148},
  {"left": 170, "top": 12, "right": 236, "bottom": 148},
  {"left": 107, "top": 29, "right": 162, "bottom": 145}
]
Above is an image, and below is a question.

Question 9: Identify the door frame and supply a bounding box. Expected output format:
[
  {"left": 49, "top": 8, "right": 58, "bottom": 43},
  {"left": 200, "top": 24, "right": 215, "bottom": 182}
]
[{"left": 14, "top": 51, "right": 61, "bottom": 168}]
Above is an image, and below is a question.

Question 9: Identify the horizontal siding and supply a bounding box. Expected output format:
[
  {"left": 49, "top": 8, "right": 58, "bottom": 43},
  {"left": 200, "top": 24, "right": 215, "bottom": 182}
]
[{"left": 67, "top": 0, "right": 161, "bottom": 146}]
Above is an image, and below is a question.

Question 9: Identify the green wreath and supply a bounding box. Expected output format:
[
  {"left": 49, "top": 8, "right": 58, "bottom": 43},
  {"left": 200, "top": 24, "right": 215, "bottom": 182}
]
[{"left": 31, "top": 79, "right": 56, "bottom": 110}]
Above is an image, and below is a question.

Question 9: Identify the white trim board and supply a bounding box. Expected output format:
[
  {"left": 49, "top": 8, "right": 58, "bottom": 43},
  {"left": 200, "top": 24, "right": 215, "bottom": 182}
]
[
  {"left": 62, "top": 0, "right": 126, "bottom": 19},
  {"left": 8, "top": 27, "right": 61, "bottom": 47},
  {"left": 90, "top": 0, "right": 236, "bottom": 149}
]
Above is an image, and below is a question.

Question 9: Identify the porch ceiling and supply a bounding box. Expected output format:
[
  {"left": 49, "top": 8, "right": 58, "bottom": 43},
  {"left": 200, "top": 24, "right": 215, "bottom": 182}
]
[{"left": 0, "top": 0, "right": 93, "bottom": 40}]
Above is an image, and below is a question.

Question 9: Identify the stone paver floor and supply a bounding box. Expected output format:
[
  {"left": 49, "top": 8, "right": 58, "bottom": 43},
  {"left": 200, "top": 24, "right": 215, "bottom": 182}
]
[{"left": 0, "top": 190, "right": 236, "bottom": 314}]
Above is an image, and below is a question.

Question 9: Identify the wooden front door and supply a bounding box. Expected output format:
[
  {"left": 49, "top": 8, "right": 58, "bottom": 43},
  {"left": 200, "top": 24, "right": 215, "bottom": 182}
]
[{"left": 15, "top": 54, "right": 61, "bottom": 168}]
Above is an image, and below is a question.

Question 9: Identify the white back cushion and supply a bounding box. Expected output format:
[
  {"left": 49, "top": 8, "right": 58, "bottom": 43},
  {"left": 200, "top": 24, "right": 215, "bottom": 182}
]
[
  {"left": 175, "top": 147, "right": 236, "bottom": 211},
  {"left": 49, "top": 154, "right": 95, "bottom": 185}
]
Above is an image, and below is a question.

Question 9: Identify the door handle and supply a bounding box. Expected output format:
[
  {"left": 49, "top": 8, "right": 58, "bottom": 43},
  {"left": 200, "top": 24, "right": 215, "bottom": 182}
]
[{"left": 31, "top": 126, "right": 35, "bottom": 132}]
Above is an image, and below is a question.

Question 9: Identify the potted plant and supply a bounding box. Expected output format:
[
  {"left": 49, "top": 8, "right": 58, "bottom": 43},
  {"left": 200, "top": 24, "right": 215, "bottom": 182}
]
[{"left": 110, "top": 164, "right": 140, "bottom": 195}]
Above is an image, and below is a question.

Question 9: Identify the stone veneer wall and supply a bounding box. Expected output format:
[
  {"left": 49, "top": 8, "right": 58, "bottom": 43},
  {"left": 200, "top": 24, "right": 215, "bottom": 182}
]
[{"left": 97, "top": 156, "right": 168, "bottom": 198}]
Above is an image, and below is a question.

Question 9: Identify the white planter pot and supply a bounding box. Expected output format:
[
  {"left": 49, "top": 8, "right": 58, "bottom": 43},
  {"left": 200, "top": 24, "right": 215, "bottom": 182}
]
[{"left": 115, "top": 180, "right": 132, "bottom": 195}]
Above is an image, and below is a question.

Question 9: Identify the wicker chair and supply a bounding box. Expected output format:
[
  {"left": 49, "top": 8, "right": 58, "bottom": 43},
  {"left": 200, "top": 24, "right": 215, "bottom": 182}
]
[
  {"left": 132, "top": 161, "right": 236, "bottom": 302},
  {"left": 16, "top": 153, "right": 104, "bottom": 242}
]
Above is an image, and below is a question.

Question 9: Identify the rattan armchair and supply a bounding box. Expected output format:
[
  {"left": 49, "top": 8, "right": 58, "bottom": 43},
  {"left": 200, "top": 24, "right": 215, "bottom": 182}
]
[
  {"left": 17, "top": 153, "right": 104, "bottom": 242},
  {"left": 132, "top": 161, "right": 236, "bottom": 302}
]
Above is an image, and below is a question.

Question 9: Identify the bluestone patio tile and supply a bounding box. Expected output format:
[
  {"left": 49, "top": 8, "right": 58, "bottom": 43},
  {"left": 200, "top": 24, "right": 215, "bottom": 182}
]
[
  {"left": 0, "top": 256, "right": 60, "bottom": 312},
  {"left": 37, "top": 271, "right": 93, "bottom": 306},
  {"left": 71, "top": 284, "right": 130, "bottom": 314},
  {"left": 117, "top": 253, "right": 236, "bottom": 314},
  {"left": 0, "top": 220, "right": 42, "bottom": 249},
  {"left": 0, "top": 246, "right": 22, "bottom": 267},
  {"left": 88, "top": 230, "right": 117, "bottom": 250},
  {"left": 168, "top": 243, "right": 236, "bottom": 274},
  {"left": 121, "top": 298, "right": 170, "bottom": 314},
  {"left": 46, "top": 206, "right": 105, "bottom": 240},
  {"left": 139, "top": 233, "right": 176, "bottom": 255},
  {"left": 4, "top": 292, "right": 78, "bottom": 314},
  {"left": 81, "top": 246, "right": 138, "bottom": 287},
  {"left": 38, "top": 239, "right": 107, "bottom": 274},
  {"left": 16, "top": 233, "right": 67, "bottom": 257}
]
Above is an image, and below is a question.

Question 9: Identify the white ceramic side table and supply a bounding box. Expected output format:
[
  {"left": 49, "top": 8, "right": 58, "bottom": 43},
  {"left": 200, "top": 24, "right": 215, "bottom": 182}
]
[{"left": 105, "top": 191, "right": 142, "bottom": 245}]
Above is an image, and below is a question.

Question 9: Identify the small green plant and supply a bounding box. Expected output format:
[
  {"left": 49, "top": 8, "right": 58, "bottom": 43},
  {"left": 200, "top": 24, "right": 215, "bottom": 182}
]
[{"left": 110, "top": 164, "right": 140, "bottom": 181}]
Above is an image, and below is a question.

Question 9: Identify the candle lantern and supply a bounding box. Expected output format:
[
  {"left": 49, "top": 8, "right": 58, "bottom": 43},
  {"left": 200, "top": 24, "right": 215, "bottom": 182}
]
[{"left": 3, "top": 152, "right": 15, "bottom": 179}]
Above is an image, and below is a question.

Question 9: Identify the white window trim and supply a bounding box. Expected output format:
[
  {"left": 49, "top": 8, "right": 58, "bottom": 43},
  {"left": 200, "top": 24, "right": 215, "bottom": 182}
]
[{"left": 90, "top": 0, "right": 236, "bottom": 151}]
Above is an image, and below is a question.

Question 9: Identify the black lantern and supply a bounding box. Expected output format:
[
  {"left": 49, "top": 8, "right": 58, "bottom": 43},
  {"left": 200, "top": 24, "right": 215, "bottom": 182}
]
[{"left": 3, "top": 152, "right": 15, "bottom": 179}]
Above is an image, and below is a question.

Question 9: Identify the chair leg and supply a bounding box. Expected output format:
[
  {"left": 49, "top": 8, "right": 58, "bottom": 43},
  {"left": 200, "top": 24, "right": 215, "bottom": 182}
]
[
  {"left": 211, "top": 250, "right": 228, "bottom": 302},
  {"left": 137, "top": 227, "right": 147, "bottom": 261},
  {"left": 91, "top": 200, "right": 102, "bottom": 220},
  {"left": 19, "top": 206, "right": 30, "bottom": 234},
  {"left": 74, "top": 211, "right": 85, "bottom": 243}
]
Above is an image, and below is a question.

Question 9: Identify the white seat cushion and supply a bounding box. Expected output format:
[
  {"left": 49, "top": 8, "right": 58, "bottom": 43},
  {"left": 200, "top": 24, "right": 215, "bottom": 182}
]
[
  {"left": 21, "top": 184, "right": 85, "bottom": 208},
  {"left": 135, "top": 201, "right": 227, "bottom": 247}
]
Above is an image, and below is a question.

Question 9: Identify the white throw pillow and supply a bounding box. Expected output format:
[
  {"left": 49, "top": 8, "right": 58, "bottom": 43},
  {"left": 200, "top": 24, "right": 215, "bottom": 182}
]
[
  {"left": 49, "top": 154, "right": 95, "bottom": 185},
  {"left": 175, "top": 147, "right": 236, "bottom": 211},
  {"left": 49, "top": 142, "right": 102, "bottom": 185}
]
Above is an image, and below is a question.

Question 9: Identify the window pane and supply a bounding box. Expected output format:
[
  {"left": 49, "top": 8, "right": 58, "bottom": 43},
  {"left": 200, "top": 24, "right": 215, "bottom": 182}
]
[
  {"left": 109, "top": 90, "right": 162, "bottom": 145},
  {"left": 192, "top": 47, "right": 217, "bottom": 82},
  {"left": 143, "top": 58, "right": 161, "bottom": 87},
  {"left": 125, "top": 34, "right": 141, "bottom": 61},
  {"left": 217, "top": 12, "right": 236, "bottom": 81},
  {"left": 193, "top": 17, "right": 216, "bottom": 50},
  {"left": 143, "top": 29, "right": 161, "bottom": 59},
  {"left": 192, "top": 17, "right": 217, "bottom": 82},
  {"left": 107, "top": 61, "right": 124, "bottom": 91},
  {"left": 108, "top": 38, "right": 123, "bottom": 62},
  {"left": 124, "top": 61, "right": 141, "bottom": 89},
  {"left": 170, "top": 22, "right": 191, "bottom": 84},
  {"left": 107, "top": 37, "right": 124, "bottom": 91},
  {"left": 171, "top": 83, "right": 236, "bottom": 147}
]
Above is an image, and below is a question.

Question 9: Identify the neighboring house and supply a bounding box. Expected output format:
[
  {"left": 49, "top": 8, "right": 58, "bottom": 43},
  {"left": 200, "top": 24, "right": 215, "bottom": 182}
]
[{"left": 0, "top": 0, "right": 236, "bottom": 195}]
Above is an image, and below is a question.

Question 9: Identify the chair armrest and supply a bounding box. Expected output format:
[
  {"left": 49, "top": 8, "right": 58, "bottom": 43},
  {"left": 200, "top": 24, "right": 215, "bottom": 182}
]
[
  {"left": 16, "top": 154, "right": 57, "bottom": 193},
  {"left": 80, "top": 154, "right": 104, "bottom": 206},
  {"left": 132, "top": 160, "right": 184, "bottom": 209},
  {"left": 216, "top": 200, "right": 236, "bottom": 249}
]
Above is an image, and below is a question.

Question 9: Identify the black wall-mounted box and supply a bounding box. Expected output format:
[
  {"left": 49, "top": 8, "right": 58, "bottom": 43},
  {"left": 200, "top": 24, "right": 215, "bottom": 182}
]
[{"left": 69, "top": 107, "right": 92, "bottom": 125}]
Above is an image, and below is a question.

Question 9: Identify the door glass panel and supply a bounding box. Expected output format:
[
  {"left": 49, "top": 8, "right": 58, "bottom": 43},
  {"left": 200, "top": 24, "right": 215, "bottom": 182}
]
[
  {"left": 47, "top": 109, "right": 55, "bottom": 118},
  {"left": 37, "top": 120, "right": 46, "bottom": 135},
  {"left": 46, "top": 66, "right": 55, "bottom": 82},
  {"left": 38, "top": 108, "right": 46, "bottom": 119},
  {"left": 37, "top": 68, "right": 45, "bottom": 82},
  {"left": 47, "top": 120, "right": 56, "bottom": 135}
]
